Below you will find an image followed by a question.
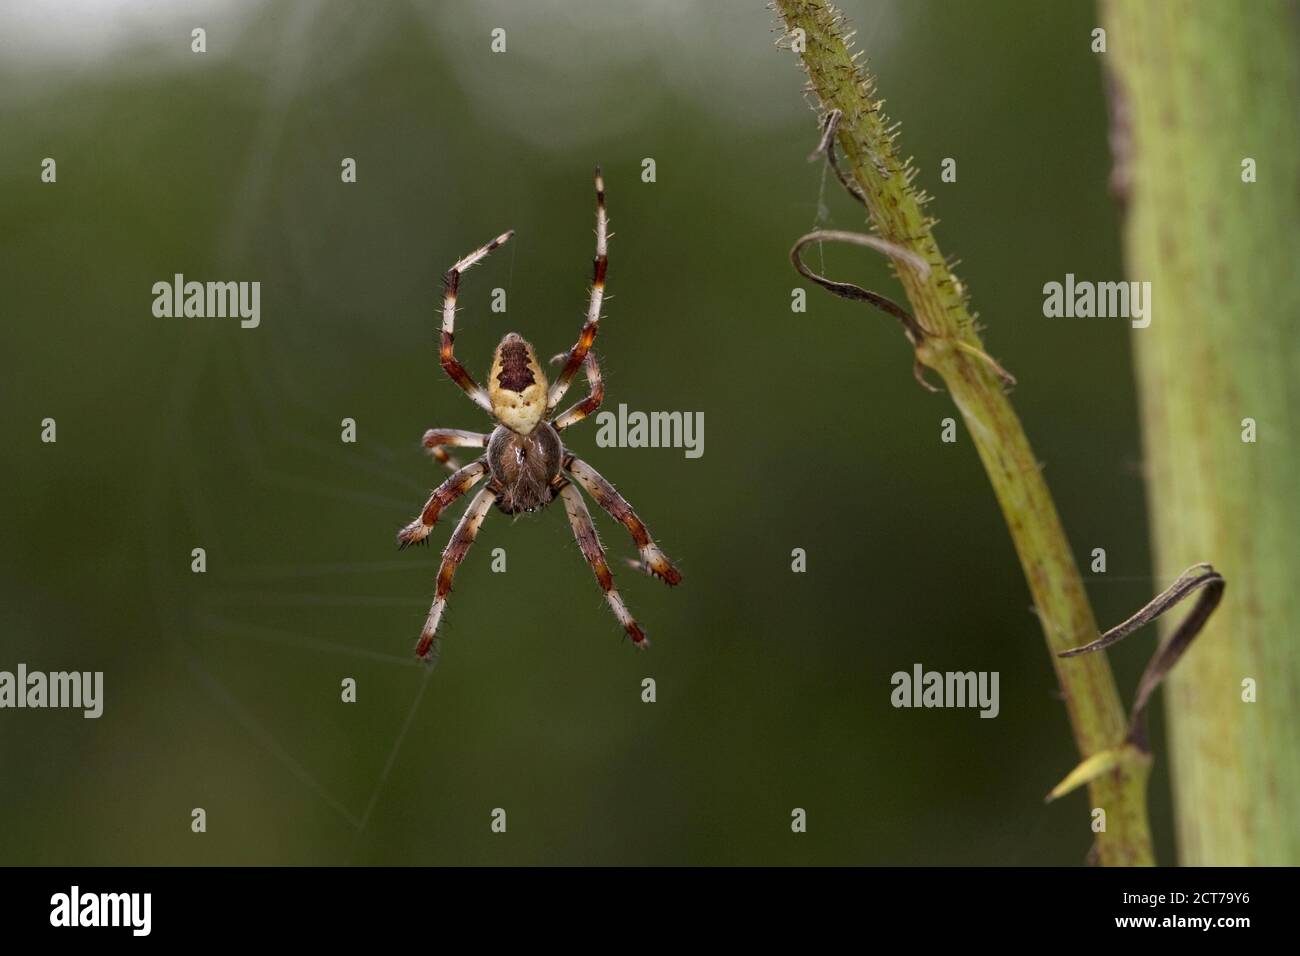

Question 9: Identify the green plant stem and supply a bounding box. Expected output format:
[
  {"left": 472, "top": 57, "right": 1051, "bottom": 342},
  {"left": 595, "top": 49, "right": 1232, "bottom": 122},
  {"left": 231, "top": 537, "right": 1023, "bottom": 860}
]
[
  {"left": 1103, "top": 0, "right": 1300, "bottom": 865},
  {"left": 774, "top": 0, "right": 1153, "bottom": 865}
]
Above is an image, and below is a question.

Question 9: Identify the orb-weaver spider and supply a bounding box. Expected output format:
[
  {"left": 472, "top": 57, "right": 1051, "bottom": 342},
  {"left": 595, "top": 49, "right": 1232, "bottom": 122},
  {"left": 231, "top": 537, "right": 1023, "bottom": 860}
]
[{"left": 398, "top": 168, "right": 681, "bottom": 661}]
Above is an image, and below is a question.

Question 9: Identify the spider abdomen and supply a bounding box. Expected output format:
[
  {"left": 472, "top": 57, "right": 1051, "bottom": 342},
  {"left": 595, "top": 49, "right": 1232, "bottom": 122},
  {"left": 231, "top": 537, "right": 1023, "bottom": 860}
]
[
  {"left": 488, "top": 333, "right": 548, "bottom": 434},
  {"left": 486, "top": 422, "right": 563, "bottom": 514}
]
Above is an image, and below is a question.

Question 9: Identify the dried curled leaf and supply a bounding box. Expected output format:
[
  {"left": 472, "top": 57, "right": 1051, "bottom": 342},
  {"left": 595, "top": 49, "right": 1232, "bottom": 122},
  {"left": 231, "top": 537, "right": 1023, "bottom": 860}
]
[{"left": 1060, "top": 563, "right": 1225, "bottom": 751}]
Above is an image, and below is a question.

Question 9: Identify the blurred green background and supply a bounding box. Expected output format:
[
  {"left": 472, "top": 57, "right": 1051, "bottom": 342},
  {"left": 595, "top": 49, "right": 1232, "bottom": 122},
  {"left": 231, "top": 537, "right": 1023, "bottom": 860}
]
[{"left": 0, "top": 0, "right": 1170, "bottom": 864}]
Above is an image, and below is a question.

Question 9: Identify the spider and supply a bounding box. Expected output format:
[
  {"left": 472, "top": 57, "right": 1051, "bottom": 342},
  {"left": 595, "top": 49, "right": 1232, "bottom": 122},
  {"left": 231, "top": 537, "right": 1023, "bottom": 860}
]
[{"left": 397, "top": 167, "right": 681, "bottom": 661}]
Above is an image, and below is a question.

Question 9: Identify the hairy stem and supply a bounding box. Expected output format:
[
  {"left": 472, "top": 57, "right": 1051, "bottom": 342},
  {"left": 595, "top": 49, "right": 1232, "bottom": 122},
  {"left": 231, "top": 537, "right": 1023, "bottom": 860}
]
[{"left": 774, "top": 0, "right": 1152, "bottom": 864}]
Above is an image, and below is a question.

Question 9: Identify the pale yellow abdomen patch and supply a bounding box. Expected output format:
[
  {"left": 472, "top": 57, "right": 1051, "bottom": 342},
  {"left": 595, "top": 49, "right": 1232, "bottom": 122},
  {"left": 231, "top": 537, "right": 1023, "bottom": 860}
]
[{"left": 489, "top": 333, "right": 549, "bottom": 434}]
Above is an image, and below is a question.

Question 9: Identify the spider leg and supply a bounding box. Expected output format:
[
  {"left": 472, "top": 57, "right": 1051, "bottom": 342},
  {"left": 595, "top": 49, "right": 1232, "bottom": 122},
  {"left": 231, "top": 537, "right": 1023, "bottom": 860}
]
[
  {"left": 557, "top": 480, "right": 647, "bottom": 646},
  {"left": 422, "top": 428, "right": 490, "bottom": 472},
  {"left": 415, "top": 483, "right": 498, "bottom": 660},
  {"left": 562, "top": 454, "right": 681, "bottom": 586},
  {"left": 547, "top": 167, "right": 608, "bottom": 413},
  {"left": 550, "top": 352, "right": 603, "bottom": 431},
  {"left": 440, "top": 230, "right": 514, "bottom": 413},
  {"left": 397, "top": 460, "right": 486, "bottom": 549}
]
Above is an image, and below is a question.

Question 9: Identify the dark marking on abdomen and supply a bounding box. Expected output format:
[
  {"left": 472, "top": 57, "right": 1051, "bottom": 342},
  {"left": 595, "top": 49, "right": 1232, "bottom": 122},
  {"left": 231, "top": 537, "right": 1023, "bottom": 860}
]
[{"left": 497, "top": 339, "right": 536, "bottom": 392}]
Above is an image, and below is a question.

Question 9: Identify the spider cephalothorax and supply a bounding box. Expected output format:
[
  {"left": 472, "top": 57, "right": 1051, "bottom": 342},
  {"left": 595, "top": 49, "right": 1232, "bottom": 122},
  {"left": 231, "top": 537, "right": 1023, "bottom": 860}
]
[
  {"left": 486, "top": 421, "right": 562, "bottom": 515},
  {"left": 397, "top": 168, "right": 681, "bottom": 661}
]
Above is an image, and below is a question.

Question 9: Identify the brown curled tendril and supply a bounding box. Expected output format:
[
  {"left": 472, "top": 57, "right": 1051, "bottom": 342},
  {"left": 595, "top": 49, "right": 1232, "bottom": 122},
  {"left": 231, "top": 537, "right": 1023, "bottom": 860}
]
[
  {"left": 790, "top": 229, "right": 939, "bottom": 392},
  {"left": 1060, "top": 563, "right": 1225, "bottom": 752}
]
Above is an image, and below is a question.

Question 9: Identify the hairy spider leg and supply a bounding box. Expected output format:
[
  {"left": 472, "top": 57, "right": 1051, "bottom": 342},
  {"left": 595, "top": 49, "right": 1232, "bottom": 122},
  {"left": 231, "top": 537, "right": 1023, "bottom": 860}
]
[
  {"left": 563, "top": 455, "right": 681, "bottom": 586},
  {"left": 547, "top": 167, "right": 608, "bottom": 412},
  {"left": 441, "top": 230, "right": 514, "bottom": 412},
  {"left": 550, "top": 352, "right": 604, "bottom": 431},
  {"left": 422, "top": 428, "right": 490, "bottom": 472},
  {"left": 415, "top": 484, "right": 498, "bottom": 660},
  {"left": 397, "top": 460, "right": 486, "bottom": 549},
  {"left": 557, "top": 480, "right": 646, "bottom": 646}
]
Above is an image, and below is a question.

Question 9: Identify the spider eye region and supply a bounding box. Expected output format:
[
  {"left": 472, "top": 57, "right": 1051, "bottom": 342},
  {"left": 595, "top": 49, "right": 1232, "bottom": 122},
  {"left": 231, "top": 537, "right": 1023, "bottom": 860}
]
[{"left": 489, "top": 333, "right": 548, "bottom": 434}]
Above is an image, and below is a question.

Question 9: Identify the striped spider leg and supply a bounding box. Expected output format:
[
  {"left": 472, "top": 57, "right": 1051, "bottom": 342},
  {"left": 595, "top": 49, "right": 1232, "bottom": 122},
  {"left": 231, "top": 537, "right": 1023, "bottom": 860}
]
[
  {"left": 546, "top": 167, "right": 608, "bottom": 413},
  {"left": 422, "top": 428, "right": 489, "bottom": 472},
  {"left": 439, "top": 228, "right": 514, "bottom": 412},
  {"left": 561, "top": 453, "right": 682, "bottom": 587},
  {"left": 555, "top": 478, "right": 647, "bottom": 645},
  {"left": 396, "top": 460, "right": 486, "bottom": 550},
  {"left": 413, "top": 484, "right": 499, "bottom": 661},
  {"left": 547, "top": 350, "right": 680, "bottom": 645},
  {"left": 548, "top": 350, "right": 603, "bottom": 431}
]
